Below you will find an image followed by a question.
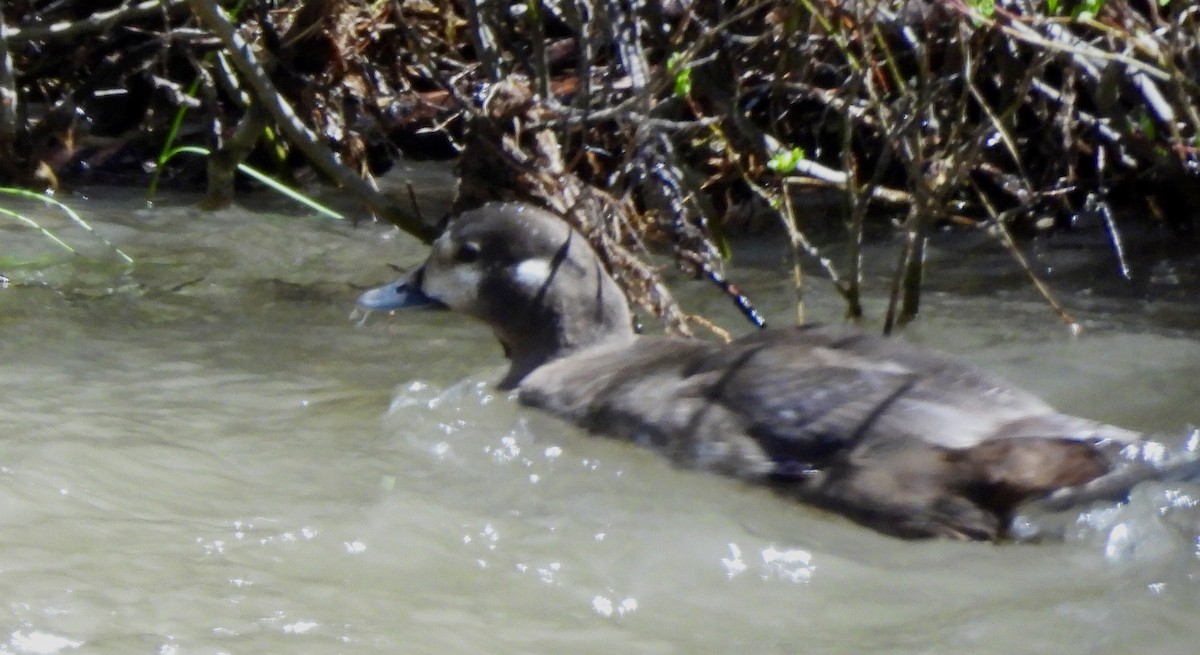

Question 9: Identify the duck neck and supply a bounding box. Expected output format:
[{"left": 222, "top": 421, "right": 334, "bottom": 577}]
[
  {"left": 495, "top": 277, "right": 636, "bottom": 390},
  {"left": 500, "top": 324, "right": 636, "bottom": 390}
]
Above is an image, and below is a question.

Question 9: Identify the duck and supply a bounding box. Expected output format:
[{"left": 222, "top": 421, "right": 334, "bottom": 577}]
[{"left": 358, "top": 202, "right": 1180, "bottom": 541}]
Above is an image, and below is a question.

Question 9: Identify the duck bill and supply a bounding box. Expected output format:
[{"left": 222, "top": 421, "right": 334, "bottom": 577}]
[{"left": 357, "top": 271, "right": 445, "bottom": 311}]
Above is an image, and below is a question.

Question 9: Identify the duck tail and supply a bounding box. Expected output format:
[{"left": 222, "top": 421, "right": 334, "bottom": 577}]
[{"left": 1019, "top": 430, "right": 1200, "bottom": 516}]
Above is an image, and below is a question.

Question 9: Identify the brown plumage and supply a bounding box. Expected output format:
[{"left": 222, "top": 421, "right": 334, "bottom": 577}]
[{"left": 359, "top": 202, "right": 1168, "bottom": 541}]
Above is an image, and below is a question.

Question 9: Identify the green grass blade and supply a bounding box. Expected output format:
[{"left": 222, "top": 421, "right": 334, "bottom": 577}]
[
  {"left": 146, "top": 0, "right": 251, "bottom": 202},
  {"left": 146, "top": 77, "right": 203, "bottom": 201},
  {"left": 0, "top": 206, "right": 79, "bottom": 255},
  {"left": 161, "top": 145, "right": 346, "bottom": 221},
  {"left": 233, "top": 162, "right": 346, "bottom": 220},
  {"left": 0, "top": 187, "right": 133, "bottom": 263}
]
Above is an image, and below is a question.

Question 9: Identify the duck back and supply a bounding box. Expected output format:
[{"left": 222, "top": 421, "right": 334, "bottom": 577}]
[{"left": 519, "top": 324, "right": 1142, "bottom": 539}]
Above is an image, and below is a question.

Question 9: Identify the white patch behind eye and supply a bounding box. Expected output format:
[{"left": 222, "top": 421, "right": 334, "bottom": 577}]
[{"left": 513, "top": 258, "right": 553, "bottom": 289}]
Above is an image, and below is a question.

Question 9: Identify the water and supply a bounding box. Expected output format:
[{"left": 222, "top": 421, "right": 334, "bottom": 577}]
[{"left": 2, "top": 188, "right": 1200, "bottom": 654}]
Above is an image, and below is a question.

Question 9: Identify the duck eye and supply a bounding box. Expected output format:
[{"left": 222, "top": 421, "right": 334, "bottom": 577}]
[{"left": 455, "top": 242, "right": 481, "bottom": 264}]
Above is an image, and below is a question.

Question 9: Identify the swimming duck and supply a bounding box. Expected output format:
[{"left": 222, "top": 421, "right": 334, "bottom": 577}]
[{"left": 359, "top": 202, "right": 1161, "bottom": 541}]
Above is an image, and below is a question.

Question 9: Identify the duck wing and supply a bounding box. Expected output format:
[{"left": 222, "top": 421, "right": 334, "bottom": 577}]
[
  {"left": 695, "top": 326, "right": 1148, "bottom": 539},
  {"left": 702, "top": 325, "right": 1139, "bottom": 457},
  {"left": 522, "top": 324, "right": 1138, "bottom": 469},
  {"left": 519, "top": 325, "right": 1145, "bottom": 539}
]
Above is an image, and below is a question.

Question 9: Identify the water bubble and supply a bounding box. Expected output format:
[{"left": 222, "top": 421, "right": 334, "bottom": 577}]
[
  {"left": 761, "top": 546, "right": 815, "bottom": 583},
  {"left": 591, "top": 594, "right": 637, "bottom": 618},
  {"left": 1185, "top": 428, "right": 1200, "bottom": 453},
  {"left": 283, "top": 621, "right": 318, "bottom": 635},
  {"left": 1104, "top": 523, "right": 1136, "bottom": 561},
  {"left": 7, "top": 631, "right": 83, "bottom": 654},
  {"left": 721, "top": 543, "right": 747, "bottom": 579},
  {"left": 591, "top": 596, "right": 613, "bottom": 616},
  {"left": 536, "top": 561, "right": 561, "bottom": 584}
]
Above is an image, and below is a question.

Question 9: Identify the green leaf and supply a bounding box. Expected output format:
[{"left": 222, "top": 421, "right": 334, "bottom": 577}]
[
  {"left": 667, "top": 52, "right": 684, "bottom": 73},
  {"left": 673, "top": 68, "right": 692, "bottom": 99},
  {"left": 667, "top": 52, "right": 692, "bottom": 99},
  {"left": 1072, "top": 0, "right": 1105, "bottom": 20},
  {"left": 967, "top": 0, "right": 996, "bottom": 18},
  {"left": 1137, "top": 112, "right": 1156, "bottom": 140},
  {"left": 767, "top": 146, "right": 807, "bottom": 174}
]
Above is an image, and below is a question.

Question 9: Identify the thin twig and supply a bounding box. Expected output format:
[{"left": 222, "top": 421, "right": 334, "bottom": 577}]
[
  {"left": 186, "top": 0, "right": 432, "bottom": 240},
  {"left": 7, "top": 0, "right": 190, "bottom": 44}
]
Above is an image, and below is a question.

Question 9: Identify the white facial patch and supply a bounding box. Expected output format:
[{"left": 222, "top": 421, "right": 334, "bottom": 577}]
[{"left": 512, "top": 258, "right": 553, "bottom": 290}]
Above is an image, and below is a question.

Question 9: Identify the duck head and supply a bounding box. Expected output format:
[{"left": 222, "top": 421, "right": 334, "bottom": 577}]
[{"left": 358, "top": 203, "right": 636, "bottom": 388}]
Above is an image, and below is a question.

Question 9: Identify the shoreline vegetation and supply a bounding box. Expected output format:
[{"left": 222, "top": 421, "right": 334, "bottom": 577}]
[{"left": 1, "top": 0, "right": 1197, "bottom": 333}]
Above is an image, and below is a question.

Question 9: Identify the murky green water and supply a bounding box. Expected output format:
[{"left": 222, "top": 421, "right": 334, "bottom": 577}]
[{"left": 2, "top": 184, "right": 1199, "bottom": 654}]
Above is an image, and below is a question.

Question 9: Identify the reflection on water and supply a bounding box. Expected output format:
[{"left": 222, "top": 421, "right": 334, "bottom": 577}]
[{"left": 2, "top": 190, "right": 1200, "bottom": 654}]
